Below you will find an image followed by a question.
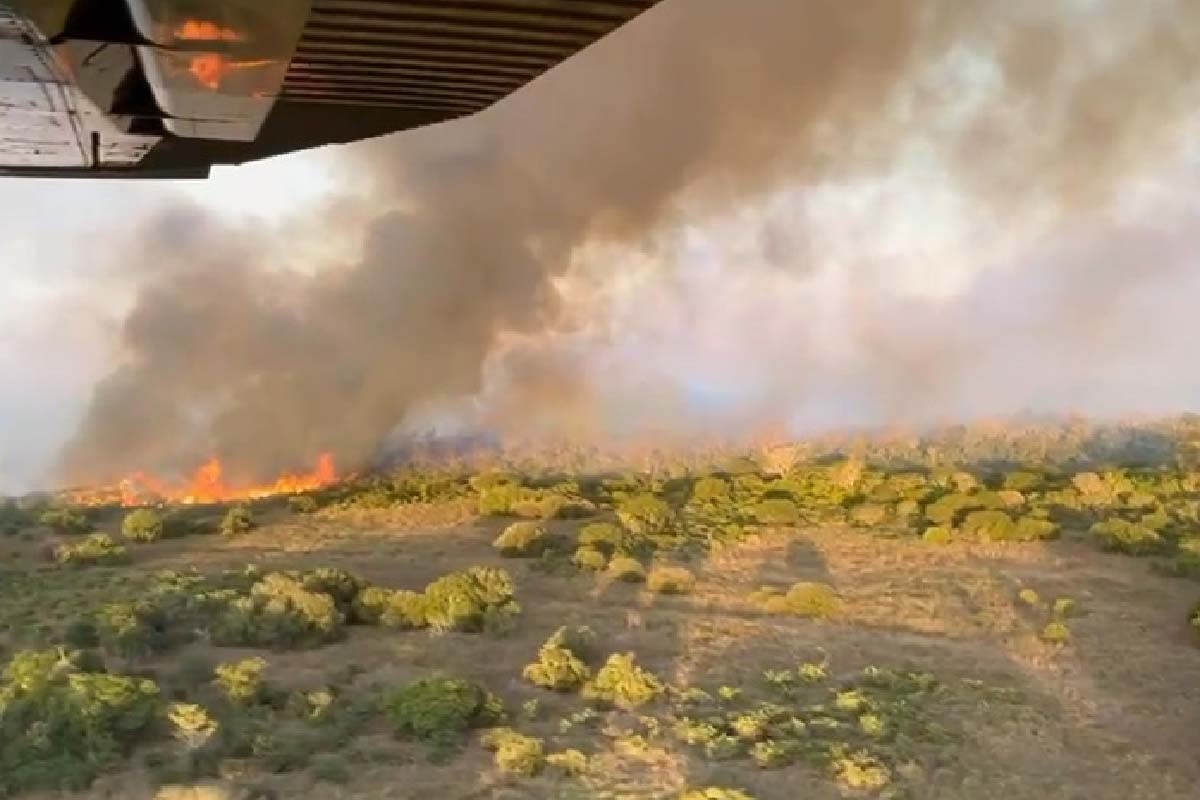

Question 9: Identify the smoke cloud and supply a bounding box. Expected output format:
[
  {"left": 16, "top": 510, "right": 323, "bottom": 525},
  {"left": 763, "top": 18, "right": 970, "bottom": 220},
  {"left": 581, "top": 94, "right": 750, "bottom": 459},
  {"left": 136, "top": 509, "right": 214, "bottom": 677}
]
[{"left": 59, "top": 0, "right": 1200, "bottom": 484}]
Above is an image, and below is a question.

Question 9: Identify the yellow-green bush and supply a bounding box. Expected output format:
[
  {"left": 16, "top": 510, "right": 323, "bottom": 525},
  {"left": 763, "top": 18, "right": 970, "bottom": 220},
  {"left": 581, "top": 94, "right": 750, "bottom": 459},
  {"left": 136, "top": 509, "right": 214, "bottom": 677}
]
[
  {"left": 1090, "top": 519, "right": 1163, "bottom": 554},
  {"left": 481, "top": 727, "right": 544, "bottom": 776},
  {"left": 493, "top": 521, "right": 548, "bottom": 557},
  {"left": 572, "top": 546, "right": 607, "bottom": 571},
  {"left": 617, "top": 494, "right": 673, "bottom": 535},
  {"left": 750, "top": 582, "right": 841, "bottom": 618},
  {"left": 380, "top": 676, "right": 503, "bottom": 757},
  {"left": 219, "top": 505, "right": 254, "bottom": 537},
  {"left": 121, "top": 508, "right": 165, "bottom": 542},
  {"left": 754, "top": 498, "right": 799, "bottom": 526},
  {"left": 578, "top": 521, "right": 625, "bottom": 552},
  {"left": 0, "top": 650, "right": 161, "bottom": 794},
  {"left": 523, "top": 627, "right": 592, "bottom": 691},
  {"left": 214, "top": 657, "right": 268, "bottom": 706},
  {"left": 606, "top": 556, "right": 646, "bottom": 583},
  {"left": 582, "top": 653, "right": 663, "bottom": 709},
  {"left": 54, "top": 534, "right": 128, "bottom": 567},
  {"left": 646, "top": 565, "right": 695, "bottom": 595}
]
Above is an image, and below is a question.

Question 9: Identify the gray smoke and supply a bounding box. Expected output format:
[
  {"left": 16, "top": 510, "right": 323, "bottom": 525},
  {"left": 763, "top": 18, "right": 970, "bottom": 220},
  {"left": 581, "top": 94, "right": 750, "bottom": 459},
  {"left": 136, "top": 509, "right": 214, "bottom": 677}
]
[{"left": 59, "top": 0, "right": 1200, "bottom": 484}]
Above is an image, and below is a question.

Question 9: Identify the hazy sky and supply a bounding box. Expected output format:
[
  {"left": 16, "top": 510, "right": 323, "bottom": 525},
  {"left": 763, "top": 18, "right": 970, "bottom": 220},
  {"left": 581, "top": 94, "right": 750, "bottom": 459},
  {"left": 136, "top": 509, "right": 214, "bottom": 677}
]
[{"left": 2, "top": 0, "right": 1199, "bottom": 494}]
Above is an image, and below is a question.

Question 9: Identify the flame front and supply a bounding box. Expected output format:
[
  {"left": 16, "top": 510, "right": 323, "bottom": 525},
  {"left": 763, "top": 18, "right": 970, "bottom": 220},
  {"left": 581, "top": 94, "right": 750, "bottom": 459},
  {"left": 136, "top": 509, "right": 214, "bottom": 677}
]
[
  {"left": 175, "top": 19, "right": 244, "bottom": 43},
  {"left": 186, "top": 54, "right": 274, "bottom": 91},
  {"left": 115, "top": 453, "right": 337, "bottom": 507}
]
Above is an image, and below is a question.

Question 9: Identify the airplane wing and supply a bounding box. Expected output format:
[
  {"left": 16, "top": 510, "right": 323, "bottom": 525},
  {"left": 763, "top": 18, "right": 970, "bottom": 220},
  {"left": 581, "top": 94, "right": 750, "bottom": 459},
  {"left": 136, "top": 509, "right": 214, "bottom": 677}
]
[{"left": 0, "top": 0, "right": 659, "bottom": 178}]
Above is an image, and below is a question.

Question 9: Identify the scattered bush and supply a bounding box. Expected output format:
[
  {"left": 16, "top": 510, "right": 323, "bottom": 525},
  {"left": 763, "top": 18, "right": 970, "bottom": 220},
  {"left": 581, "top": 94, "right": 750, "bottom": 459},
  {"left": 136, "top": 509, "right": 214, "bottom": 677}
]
[
  {"left": 121, "top": 508, "right": 166, "bottom": 542},
  {"left": 647, "top": 565, "right": 696, "bottom": 595},
  {"left": 481, "top": 727, "right": 544, "bottom": 776},
  {"left": 572, "top": 546, "right": 607, "bottom": 571},
  {"left": 921, "top": 526, "right": 952, "bottom": 545},
  {"left": 422, "top": 567, "right": 518, "bottom": 632},
  {"left": 1040, "top": 621, "right": 1070, "bottom": 644},
  {"left": 54, "top": 533, "right": 128, "bottom": 567},
  {"left": 1017, "top": 588, "right": 1041, "bottom": 607},
  {"left": 606, "top": 556, "right": 646, "bottom": 583},
  {"left": 1014, "top": 516, "right": 1061, "bottom": 541},
  {"left": 214, "top": 657, "right": 268, "bottom": 706},
  {"left": 582, "top": 653, "right": 664, "bottom": 709},
  {"left": 754, "top": 499, "right": 799, "bottom": 526},
  {"left": 1090, "top": 519, "right": 1163, "bottom": 555},
  {"left": 691, "top": 477, "right": 732, "bottom": 504},
  {"left": 750, "top": 582, "right": 841, "bottom": 618},
  {"left": 680, "top": 789, "right": 756, "bottom": 800},
  {"left": 523, "top": 627, "right": 592, "bottom": 691},
  {"left": 288, "top": 495, "right": 319, "bottom": 515},
  {"left": 380, "top": 676, "right": 503, "bottom": 757},
  {"left": 493, "top": 521, "right": 548, "bottom": 557},
  {"left": 960, "top": 509, "right": 1017, "bottom": 541},
  {"left": 212, "top": 573, "right": 343, "bottom": 648},
  {"left": 167, "top": 702, "right": 220, "bottom": 750},
  {"left": 617, "top": 494, "right": 673, "bottom": 535},
  {"left": 219, "top": 505, "right": 254, "bottom": 537},
  {"left": 0, "top": 649, "right": 161, "bottom": 794},
  {"left": 310, "top": 753, "right": 351, "bottom": 784},
  {"left": 923, "top": 493, "right": 974, "bottom": 526},
  {"left": 1053, "top": 597, "right": 1077, "bottom": 617},
  {"left": 849, "top": 503, "right": 888, "bottom": 527},
  {"left": 545, "top": 748, "right": 589, "bottom": 776},
  {"left": 39, "top": 506, "right": 90, "bottom": 535},
  {"left": 578, "top": 522, "right": 625, "bottom": 552}
]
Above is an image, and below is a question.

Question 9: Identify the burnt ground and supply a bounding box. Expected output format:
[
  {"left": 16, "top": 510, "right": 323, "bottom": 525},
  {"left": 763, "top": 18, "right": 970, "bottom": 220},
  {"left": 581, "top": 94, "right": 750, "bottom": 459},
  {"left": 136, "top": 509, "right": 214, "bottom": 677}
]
[{"left": 4, "top": 504, "right": 1199, "bottom": 800}]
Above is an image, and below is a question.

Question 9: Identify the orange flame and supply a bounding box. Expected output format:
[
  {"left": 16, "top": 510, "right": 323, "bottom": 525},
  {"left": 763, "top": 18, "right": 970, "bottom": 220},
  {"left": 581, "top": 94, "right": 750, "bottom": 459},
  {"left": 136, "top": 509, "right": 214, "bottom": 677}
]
[
  {"left": 116, "top": 453, "right": 337, "bottom": 507},
  {"left": 175, "top": 19, "right": 244, "bottom": 43},
  {"left": 186, "top": 54, "right": 274, "bottom": 91}
]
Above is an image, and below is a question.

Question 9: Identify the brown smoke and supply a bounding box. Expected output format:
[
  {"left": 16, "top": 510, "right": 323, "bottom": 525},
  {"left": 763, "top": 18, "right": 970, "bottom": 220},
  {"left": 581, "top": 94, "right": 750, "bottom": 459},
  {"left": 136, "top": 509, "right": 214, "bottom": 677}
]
[{"left": 59, "top": 0, "right": 1200, "bottom": 483}]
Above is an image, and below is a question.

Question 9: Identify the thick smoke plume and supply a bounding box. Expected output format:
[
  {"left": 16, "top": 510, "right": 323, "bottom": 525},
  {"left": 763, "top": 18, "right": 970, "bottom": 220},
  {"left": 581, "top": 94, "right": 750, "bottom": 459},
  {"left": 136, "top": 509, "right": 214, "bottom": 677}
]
[{"left": 60, "top": 0, "right": 1200, "bottom": 483}]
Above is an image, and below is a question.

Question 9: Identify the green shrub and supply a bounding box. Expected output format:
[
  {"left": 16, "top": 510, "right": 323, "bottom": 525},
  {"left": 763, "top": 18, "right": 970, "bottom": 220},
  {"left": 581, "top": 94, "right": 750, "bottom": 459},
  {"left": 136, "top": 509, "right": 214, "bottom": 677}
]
[
  {"left": 750, "top": 582, "right": 841, "bottom": 618},
  {"left": 606, "top": 556, "right": 646, "bottom": 583},
  {"left": 214, "top": 657, "right": 268, "bottom": 705},
  {"left": 921, "top": 526, "right": 952, "bottom": 545},
  {"left": 647, "top": 565, "right": 695, "bottom": 595},
  {"left": 422, "top": 567, "right": 518, "bottom": 632},
  {"left": 523, "top": 627, "right": 592, "bottom": 691},
  {"left": 1053, "top": 597, "right": 1077, "bottom": 617},
  {"left": 572, "top": 546, "right": 607, "bottom": 571},
  {"left": 960, "top": 509, "right": 1017, "bottom": 541},
  {"left": 493, "top": 521, "right": 548, "bottom": 557},
  {"left": 0, "top": 649, "right": 161, "bottom": 794},
  {"left": 692, "top": 477, "right": 732, "bottom": 504},
  {"left": 754, "top": 499, "right": 799, "bottom": 526},
  {"left": 121, "top": 508, "right": 165, "bottom": 542},
  {"left": 582, "top": 653, "right": 664, "bottom": 709},
  {"left": 578, "top": 522, "right": 624, "bottom": 552},
  {"left": 1014, "top": 516, "right": 1060, "bottom": 541},
  {"left": 310, "top": 752, "right": 351, "bottom": 784},
  {"left": 923, "top": 493, "right": 974, "bottom": 526},
  {"left": 849, "top": 503, "right": 888, "bottom": 527},
  {"left": 617, "top": 494, "right": 673, "bottom": 535},
  {"left": 1090, "top": 519, "right": 1163, "bottom": 555},
  {"left": 288, "top": 495, "right": 319, "bottom": 515},
  {"left": 1017, "top": 588, "right": 1041, "bottom": 607},
  {"left": 478, "top": 482, "right": 525, "bottom": 516},
  {"left": 167, "top": 702, "right": 220, "bottom": 750},
  {"left": 481, "top": 727, "right": 544, "bottom": 776},
  {"left": 54, "top": 533, "right": 128, "bottom": 567},
  {"left": 212, "top": 573, "right": 343, "bottom": 648},
  {"left": 1040, "top": 621, "right": 1070, "bottom": 644},
  {"left": 380, "top": 676, "right": 503, "bottom": 756},
  {"left": 39, "top": 506, "right": 90, "bottom": 535},
  {"left": 219, "top": 505, "right": 254, "bottom": 537},
  {"left": 545, "top": 748, "right": 589, "bottom": 775},
  {"left": 680, "top": 788, "right": 756, "bottom": 800}
]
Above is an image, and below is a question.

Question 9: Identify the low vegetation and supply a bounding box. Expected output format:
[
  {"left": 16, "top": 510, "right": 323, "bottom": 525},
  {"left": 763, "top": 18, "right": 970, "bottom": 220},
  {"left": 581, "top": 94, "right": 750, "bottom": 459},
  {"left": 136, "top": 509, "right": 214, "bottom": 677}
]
[{"left": 3, "top": 417, "right": 1200, "bottom": 797}]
